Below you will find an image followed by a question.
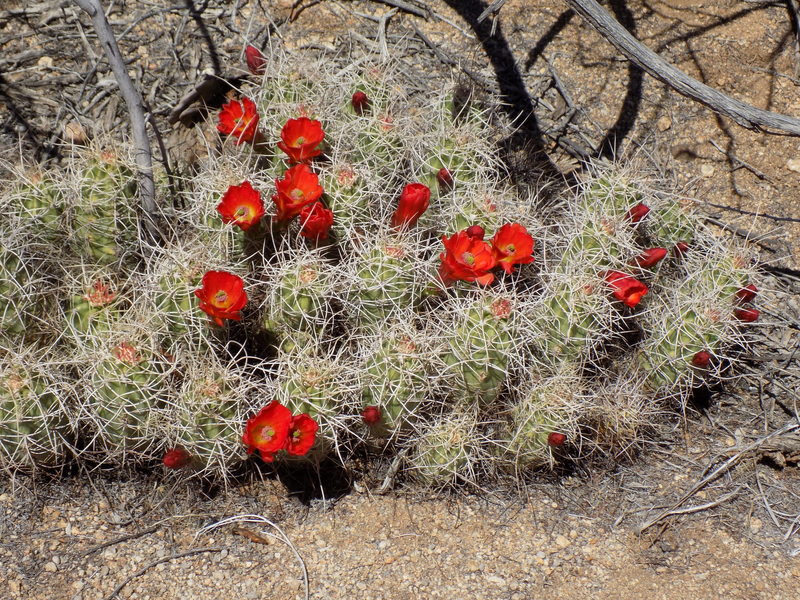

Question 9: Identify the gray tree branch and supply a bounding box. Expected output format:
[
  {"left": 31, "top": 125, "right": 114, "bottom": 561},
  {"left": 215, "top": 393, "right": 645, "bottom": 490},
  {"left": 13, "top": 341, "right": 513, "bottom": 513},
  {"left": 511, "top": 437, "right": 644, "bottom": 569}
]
[
  {"left": 73, "top": 0, "right": 160, "bottom": 245},
  {"left": 563, "top": 0, "right": 800, "bottom": 136}
]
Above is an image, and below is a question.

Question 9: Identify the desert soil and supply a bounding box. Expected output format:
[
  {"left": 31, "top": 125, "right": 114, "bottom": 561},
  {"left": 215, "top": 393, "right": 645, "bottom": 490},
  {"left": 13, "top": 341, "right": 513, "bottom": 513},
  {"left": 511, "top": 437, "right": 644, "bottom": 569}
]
[{"left": 1, "top": 1, "right": 799, "bottom": 598}]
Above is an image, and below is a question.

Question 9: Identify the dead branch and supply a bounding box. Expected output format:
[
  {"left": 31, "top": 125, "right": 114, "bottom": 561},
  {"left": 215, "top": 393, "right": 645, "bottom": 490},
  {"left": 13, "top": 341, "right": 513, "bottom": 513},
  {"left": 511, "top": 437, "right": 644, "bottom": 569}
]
[
  {"left": 73, "top": 0, "right": 159, "bottom": 246},
  {"left": 563, "top": 0, "right": 800, "bottom": 136}
]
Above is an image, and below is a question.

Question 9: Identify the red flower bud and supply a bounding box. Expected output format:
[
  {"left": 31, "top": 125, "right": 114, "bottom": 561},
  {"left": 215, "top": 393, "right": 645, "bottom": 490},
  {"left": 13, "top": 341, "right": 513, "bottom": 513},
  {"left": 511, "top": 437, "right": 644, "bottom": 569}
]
[
  {"left": 691, "top": 351, "right": 711, "bottom": 368},
  {"left": 351, "top": 91, "right": 369, "bottom": 115},
  {"left": 673, "top": 241, "right": 690, "bottom": 256},
  {"left": 547, "top": 432, "right": 566, "bottom": 447},
  {"left": 299, "top": 202, "right": 334, "bottom": 241},
  {"left": 436, "top": 167, "right": 454, "bottom": 191},
  {"left": 163, "top": 448, "right": 192, "bottom": 469},
  {"left": 735, "top": 284, "right": 758, "bottom": 304},
  {"left": 465, "top": 225, "right": 485, "bottom": 240},
  {"left": 361, "top": 406, "right": 382, "bottom": 425},
  {"left": 391, "top": 183, "right": 431, "bottom": 230},
  {"left": 625, "top": 202, "right": 650, "bottom": 224},
  {"left": 631, "top": 247, "right": 668, "bottom": 268},
  {"left": 245, "top": 45, "right": 266, "bottom": 75},
  {"left": 734, "top": 308, "right": 760, "bottom": 322}
]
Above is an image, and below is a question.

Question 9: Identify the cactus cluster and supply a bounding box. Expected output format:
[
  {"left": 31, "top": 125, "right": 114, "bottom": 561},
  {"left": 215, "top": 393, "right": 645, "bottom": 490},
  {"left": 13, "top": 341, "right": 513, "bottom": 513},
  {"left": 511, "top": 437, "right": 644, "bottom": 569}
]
[{"left": 0, "top": 44, "right": 762, "bottom": 487}]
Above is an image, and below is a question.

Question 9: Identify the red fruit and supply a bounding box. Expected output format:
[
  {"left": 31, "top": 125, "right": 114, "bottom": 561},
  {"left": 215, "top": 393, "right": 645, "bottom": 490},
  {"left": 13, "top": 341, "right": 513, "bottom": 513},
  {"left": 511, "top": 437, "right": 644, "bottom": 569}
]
[
  {"left": 391, "top": 183, "right": 431, "bottom": 230},
  {"left": 735, "top": 284, "right": 758, "bottom": 304},
  {"left": 245, "top": 45, "right": 266, "bottom": 75},
  {"left": 436, "top": 167, "right": 454, "bottom": 191},
  {"left": 361, "top": 406, "right": 382, "bottom": 426},
  {"left": 691, "top": 351, "right": 711, "bottom": 368},
  {"left": 604, "top": 270, "right": 649, "bottom": 308},
  {"left": 734, "top": 308, "right": 760, "bottom": 322},
  {"left": 351, "top": 91, "right": 369, "bottom": 115},
  {"left": 625, "top": 202, "right": 650, "bottom": 224},
  {"left": 631, "top": 247, "right": 667, "bottom": 268},
  {"left": 547, "top": 432, "right": 566, "bottom": 447},
  {"left": 163, "top": 448, "right": 192, "bottom": 469}
]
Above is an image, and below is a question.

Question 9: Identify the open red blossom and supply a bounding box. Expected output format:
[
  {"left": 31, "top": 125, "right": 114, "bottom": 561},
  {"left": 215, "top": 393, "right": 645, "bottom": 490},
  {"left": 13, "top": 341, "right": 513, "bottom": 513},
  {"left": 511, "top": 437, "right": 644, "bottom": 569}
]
[
  {"left": 391, "top": 183, "right": 430, "bottom": 230},
  {"left": 299, "top": 202, "right": 334, "bottom": 240},
  {"left": 242, "top": 401, "right": 292, "bottom": 462},
  {"left": 217, "top": 181, "right": 265, "bottom": 231},
  {"left": 361, "top": 406, "right": 382, "bottom": 426},
  {"left": 285, "top": 414, "right": 319, "bottom": 456},
  {"left": 217, "top": 97, "right": 259, "bottom": 144},
  {"left": 351, "top": 91, "right": 369, "bottom": 115},
  {"left": 692, "top": 351, "right": 712, "bottom": 368},
  {"left": 194, "top": 270, "right": 247, "bottom": 326},
  {"left": 278, "top": 117, "right": 325, "bottom": 163},
  {"left": 439, "top": 230, "right": 497, "bottom": 286},
  {"left": 734, "top": 307, "right": 760, "bottom": 322},
  {"left": 163, "top": 448, "right": 192, "bottom": 469},
  {"left": 625, "top": 202, "right": 650, "bottom": 224},
  {"left": 735, "top": 284, "right": 758, "bottom": 303},
  {"left": 244, "top": 45, "right": 266, "bottom": 75},
  {"left": 547, "top": 432, "right": 566, "bottom": 447},
  {"left": 604, "top": 270, "right": 649, "bottom": 308},
  {"left": 631, "top": 247, "right": 668, "bottom": 268},
  {"left": 273, "top": 164, "right": 324, "bottom": 222},
  {"left": 491, "top": 223, "right": 535, "bottom": 274}
]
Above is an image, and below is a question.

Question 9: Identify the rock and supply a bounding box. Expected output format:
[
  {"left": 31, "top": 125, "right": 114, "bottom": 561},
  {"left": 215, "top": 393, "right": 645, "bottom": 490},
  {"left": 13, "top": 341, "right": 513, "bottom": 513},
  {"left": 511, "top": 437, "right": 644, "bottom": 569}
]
[
  {"left": 44, "top": 561, "right": 58, "bottom": 572},
  {"left": 555, "top": 535, "right": 571, "bottom": 549},
  {"left": 700, "top": 164, "right": 715, "bottom": 177},
  {"left": 657, "top": 116, "right": 672, "bottom": 132},
  {"left": 787, "top": 158, "right": 800, "bottom": 173}
]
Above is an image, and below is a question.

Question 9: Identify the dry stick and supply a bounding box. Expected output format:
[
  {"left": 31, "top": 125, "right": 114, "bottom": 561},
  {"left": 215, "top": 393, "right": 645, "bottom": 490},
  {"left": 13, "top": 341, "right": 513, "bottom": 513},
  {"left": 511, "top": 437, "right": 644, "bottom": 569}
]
[
  {"left": 73, "top": 0, "right": 159, "bottom": 246},
  {"left": 563, "top": 0, "right": 800, "bottom": 136},
  {"left": 636, "top": 421, "right": 800, "bottom": 534},
  {"left": 104, "top": 547, "right": 222, "bottom": 600}
]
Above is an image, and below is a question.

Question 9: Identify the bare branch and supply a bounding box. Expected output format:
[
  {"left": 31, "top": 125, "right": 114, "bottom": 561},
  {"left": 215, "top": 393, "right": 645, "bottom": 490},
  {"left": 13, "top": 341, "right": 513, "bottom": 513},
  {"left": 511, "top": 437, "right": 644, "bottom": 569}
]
[
  {"left": 564, "top": 0, "right": 800, "bottom": 136},
  {"left": 73, "top": 0, "right": 159, "bottom": 246}
]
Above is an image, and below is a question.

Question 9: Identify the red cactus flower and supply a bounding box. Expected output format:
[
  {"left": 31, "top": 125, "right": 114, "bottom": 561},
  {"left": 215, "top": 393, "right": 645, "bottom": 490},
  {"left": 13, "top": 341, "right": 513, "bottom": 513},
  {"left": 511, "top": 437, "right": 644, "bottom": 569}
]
[
  {"left": 299, "top": 202, "right": 334, "bottom": 240},
  {"left": 691, "top": 351, "right": 711, "bottom": 368},
  {"left": 391, "top": 183, "right": 431, "bottom": 230},
  {"left": 217, "top": 97, "right": 259, "bottom": 144},
  {"left": 273, "top": 164, "right": 324, "bottom": 222},
  {"left": 436, "top": 167, "right": 454, "bottom": 191},
  {"left": 163, "top": 448, "right": 192, "bottom": 469},
  {"left": 242, "top": 401, "right": 292, "bottom": 462},
  {"left": 674, "top": 241, "right": 690, "bottom": 256},
  {"left": 547, "top": 432, "right": 566, "bottom": 447},
  {"left": 351, "top": 91, "right": 369, "bottom": 115},
  {"left": 625, "top": 202, "right": 650, "bottom": 224},
  {"left": 245, "top": 45, "right": 266, "bottom": 75},
  {"left": 194, "top": 270, "right": 247, "bottom": 326},
  {"left": 491, "top": 223, "right": 535, "bottom": 275},
  {"left": 278, "top": 117, "right": 325, "bottom": 163},
  {"left": 83, "top": 280, "right": 116, "bottom": 306},
  {"left": 734, "top": 307, "right": 760, "bottom": 322},
  {"left": 465, "top": 225, "right": 485, "bottom": 240},
  {"left": 439, "top": 229, "right": 497, "bottom": 286},
  {"left": 735, "top": 284, "right": 758, "bottom": 303},
  {"left": 216, "top": 181, "right": 265, "bottom": 231},
  {"left": 361, "top": 406, "right": 382, "bottom": 426},
  {"left": 285, "top": 414, "right": 319, "bottom": 456},
  {"left": 604, "top": 270, "right": 649, "bottom": 308},
  {"left": 631, "top": 247, "right": 668, "bottom": 268}
]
